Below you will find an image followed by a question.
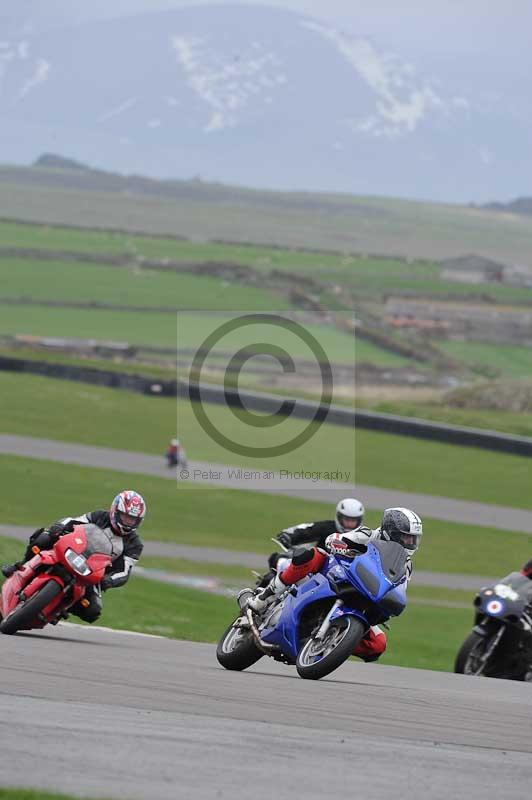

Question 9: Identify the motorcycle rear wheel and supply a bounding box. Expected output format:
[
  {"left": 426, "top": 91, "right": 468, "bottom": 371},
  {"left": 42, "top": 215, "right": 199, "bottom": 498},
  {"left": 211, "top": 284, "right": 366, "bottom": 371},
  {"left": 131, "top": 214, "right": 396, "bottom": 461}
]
[
  {"left": 0, "top": 580, "right": 62, "bottom": 635},
  {"left": 296, "top": 616, "right": 365, "bottom": 680},
  {"left": 216, "top": 619, "right": 263, "bottom": 671}
]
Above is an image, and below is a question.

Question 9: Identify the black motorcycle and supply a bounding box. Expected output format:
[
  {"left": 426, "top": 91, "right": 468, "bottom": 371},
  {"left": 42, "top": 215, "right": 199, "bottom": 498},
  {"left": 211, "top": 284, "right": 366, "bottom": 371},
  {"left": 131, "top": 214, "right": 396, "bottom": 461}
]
[{"left": 455, "top": 571, "right": 532, "bottom": 680}]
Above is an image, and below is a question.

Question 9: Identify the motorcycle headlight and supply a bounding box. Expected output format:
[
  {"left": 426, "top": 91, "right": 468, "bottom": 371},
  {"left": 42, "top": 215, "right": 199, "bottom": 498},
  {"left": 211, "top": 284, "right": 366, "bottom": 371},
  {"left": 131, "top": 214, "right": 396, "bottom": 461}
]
[{"left": 65, "top": 548, "right": 92, "bottom": 577}]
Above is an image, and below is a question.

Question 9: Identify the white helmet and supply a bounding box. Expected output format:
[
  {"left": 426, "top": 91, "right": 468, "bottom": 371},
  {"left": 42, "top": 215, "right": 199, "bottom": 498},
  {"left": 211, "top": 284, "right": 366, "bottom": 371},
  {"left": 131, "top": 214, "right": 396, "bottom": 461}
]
[{"left": 335, "top": 498, "right": 365, "bottom": 534}]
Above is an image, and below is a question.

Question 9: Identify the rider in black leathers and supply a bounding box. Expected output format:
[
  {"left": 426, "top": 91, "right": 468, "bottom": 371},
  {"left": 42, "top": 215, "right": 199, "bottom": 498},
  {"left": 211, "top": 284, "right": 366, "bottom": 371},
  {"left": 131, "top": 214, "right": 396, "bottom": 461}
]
[{"left": 260, "top": 498, "right": 367, "bottom": 585}]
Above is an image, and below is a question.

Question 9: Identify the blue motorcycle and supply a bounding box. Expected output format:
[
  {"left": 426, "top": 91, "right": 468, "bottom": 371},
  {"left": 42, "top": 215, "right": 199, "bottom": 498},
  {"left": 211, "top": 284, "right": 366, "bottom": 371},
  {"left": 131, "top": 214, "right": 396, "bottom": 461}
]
[{"left": 216, "top": 539, "right": 408, "bottom": 680}]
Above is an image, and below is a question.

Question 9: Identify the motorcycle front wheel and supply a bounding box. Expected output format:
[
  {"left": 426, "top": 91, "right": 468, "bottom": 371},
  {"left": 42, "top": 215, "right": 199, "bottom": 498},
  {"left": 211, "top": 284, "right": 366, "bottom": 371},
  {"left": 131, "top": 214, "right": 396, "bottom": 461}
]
[
  {"left": 0, "top": 580, "right": 62, "bottom": 635},
  {"left": 216, "top": 619, "right": 264, "bottom": 671},
  {"left": 454, "top": 624, "right": 504, "bottom": 676},
  {"left": 296, "top": 616, "right": 365, "bottom": 680}
]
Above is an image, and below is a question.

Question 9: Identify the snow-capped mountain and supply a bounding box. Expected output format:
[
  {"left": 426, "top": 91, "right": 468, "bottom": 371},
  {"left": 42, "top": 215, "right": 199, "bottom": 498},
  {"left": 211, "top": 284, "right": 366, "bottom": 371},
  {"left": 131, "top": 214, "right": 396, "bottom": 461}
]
[{"left": 0, "top": 4, "right": 529, "bottom": 202}]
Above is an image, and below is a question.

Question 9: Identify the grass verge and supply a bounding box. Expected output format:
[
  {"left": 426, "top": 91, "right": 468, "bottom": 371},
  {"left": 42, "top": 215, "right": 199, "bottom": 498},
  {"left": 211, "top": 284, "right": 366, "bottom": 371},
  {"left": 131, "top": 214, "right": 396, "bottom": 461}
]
[
  {"left": 381, "top": 602, "right": 471, "bottom": 671},
  {"left": 357, "top": 396, "right": 532, "bottom": 439},
  {"left": 3, "top": 373, "right": 532, "bottom": 508},
  {"left": 0, "top": 456, "right": 530, "bottom": 579},
  {"left": 0, "top": 256, "right": 291, "bottom": 310}
]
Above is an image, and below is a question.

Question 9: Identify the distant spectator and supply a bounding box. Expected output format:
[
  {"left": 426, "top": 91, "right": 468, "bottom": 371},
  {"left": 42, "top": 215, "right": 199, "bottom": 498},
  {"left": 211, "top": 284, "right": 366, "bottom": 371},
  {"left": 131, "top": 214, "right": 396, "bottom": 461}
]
[{"left": 166, "top": 438, "right": 186, "bottom": 468}]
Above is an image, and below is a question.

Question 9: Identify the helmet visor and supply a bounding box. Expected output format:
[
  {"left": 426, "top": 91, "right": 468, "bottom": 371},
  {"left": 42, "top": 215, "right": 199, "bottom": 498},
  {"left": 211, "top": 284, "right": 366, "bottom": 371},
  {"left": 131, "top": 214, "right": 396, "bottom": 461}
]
[
  {"left": 388, "top": 529, "right": 421, "bottom": 553},
  {"left": 116, "top": 511, "right": 141, "bottom": 533},
  {"left": 338, "top": 514, "right": 362, "bottom": 531}
]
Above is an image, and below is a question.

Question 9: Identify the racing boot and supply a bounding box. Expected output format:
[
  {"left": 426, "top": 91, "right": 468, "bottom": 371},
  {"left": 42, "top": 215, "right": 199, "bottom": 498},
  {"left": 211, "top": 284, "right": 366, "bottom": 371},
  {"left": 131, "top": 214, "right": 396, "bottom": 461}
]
[
  {"left": 1, "top": 561, "right": 24, "bottom": 578},
  {"left": 247, "top": 574, "right": 286, "bottom": 612}
]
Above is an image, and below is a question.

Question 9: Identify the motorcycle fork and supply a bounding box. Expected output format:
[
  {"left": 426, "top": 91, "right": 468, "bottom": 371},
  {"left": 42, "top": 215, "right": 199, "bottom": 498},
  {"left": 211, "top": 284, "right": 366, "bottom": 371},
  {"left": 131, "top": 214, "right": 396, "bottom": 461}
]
[
  {"left": 314, "top": 599, "right": 344, "bottom": 641},
  {"left": 475, "top": 625, "right": 505, "bottom": 675}
]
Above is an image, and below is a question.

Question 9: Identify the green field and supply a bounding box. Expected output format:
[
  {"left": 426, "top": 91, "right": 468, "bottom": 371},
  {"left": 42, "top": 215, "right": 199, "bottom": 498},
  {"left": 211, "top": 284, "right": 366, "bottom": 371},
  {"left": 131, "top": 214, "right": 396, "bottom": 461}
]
[
  {"left": 7, "top": 341, "right": 532, "bottom": 439},
  {"left": 0, "top": 457, "right": 530, "bottom": 577},
  {"left": 0, "top": 304, "right": 392, "bottom": 365},
  {"left": 0, "top": 219, "right": 420, "bottom": 277},
  {"left": 3, "top": 172, "right": 532, "bottom": 264},
  {"left": 358, "top": 396, "right": 532, "bottom": 438},
  {"left": 6, "top": 218, "right": 532, "bottom": 378},
  {"left": 440, "top": 340, "right": 532, "bottom": 378},
  {"left": 0, "top": 257, "right": 291, "bottom": 310},
  {"left": 3, "top": 372, "right": 532, "bottom": 508},
  {"left": 6, "top": 220, "right": 532, "bottom": 304}
]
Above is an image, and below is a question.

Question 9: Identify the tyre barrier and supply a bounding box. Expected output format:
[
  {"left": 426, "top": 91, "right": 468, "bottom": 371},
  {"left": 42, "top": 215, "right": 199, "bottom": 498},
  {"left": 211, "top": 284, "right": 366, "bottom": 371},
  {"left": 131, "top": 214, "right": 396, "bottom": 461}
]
[{"left": 2, "top": 354, "right": 532, "bottom": 456}]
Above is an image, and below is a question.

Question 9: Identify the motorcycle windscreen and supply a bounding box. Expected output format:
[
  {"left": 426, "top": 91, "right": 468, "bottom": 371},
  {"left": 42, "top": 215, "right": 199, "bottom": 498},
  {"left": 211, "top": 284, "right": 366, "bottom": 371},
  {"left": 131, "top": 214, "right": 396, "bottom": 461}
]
[
  {"left": 349, "top": 541, "right": 407, "bottom": 602},
  {"left": 82, "top": 525, "right": 115, "bottom": 558},
  {"left": 496, "top": 572, "right": 532, "bottom": 595},
  {"left": 477, "top": 573, "right": 532, "bottom": 620}
]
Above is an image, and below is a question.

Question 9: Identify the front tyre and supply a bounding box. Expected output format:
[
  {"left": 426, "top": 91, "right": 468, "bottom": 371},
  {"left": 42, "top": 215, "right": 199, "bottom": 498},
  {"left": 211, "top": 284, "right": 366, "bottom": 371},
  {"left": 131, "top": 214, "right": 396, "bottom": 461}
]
[
  {"left": 454, "top": 626, "right": 503, "bottom": 676},
  {"left": 0, "top": 581, "right": 62, "bottom": 635},
  {"left": 296, "top": 616, "right": 365, "bottom": 680},
  {"left": 216, "top": 619, "right": 263, "bottom": 671}
]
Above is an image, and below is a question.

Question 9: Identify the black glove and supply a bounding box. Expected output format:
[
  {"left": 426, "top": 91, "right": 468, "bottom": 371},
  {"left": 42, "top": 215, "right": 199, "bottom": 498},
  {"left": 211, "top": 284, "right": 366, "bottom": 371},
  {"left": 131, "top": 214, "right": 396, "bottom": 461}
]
[
  {"left": 277, "top": 532, "right": 292, "bottom": 549},
  {"left": 47, "top": 522, "right": 67, "bottom": 539},
  {"left": 100, "top": 576, "right": 113, "bottom": 591}
]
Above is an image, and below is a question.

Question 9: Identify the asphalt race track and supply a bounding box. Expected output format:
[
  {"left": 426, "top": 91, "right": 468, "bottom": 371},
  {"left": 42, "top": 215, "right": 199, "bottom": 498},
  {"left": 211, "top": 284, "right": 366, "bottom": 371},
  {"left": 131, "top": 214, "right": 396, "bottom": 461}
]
[{"left": 1, "top": 624, "right": 530, "bottom": 800}]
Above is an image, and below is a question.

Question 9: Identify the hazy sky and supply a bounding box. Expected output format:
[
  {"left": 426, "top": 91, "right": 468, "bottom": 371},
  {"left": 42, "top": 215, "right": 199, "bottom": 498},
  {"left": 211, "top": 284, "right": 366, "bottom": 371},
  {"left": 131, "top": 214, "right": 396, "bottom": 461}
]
[
  {"left": 9, "top": 0, "right": 532, "bottom": 43},
  {"left": 3, "top": 0, "right": 529, "bottom": 200},
  {"left": 7, "top": 1, "right": 530, "bottom": 72}
]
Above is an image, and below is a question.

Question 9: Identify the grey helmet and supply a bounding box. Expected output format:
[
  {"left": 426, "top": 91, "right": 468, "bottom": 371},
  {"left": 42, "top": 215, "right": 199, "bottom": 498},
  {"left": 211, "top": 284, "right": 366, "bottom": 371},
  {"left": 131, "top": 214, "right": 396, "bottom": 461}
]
[{"left": 380, "top": 507, "right": 423, "bottom": 554}]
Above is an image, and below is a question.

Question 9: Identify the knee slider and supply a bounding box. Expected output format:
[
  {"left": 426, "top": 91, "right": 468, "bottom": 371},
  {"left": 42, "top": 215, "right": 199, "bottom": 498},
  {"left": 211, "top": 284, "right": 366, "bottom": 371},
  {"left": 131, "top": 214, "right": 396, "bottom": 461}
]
[{"left": 82, "top": 608, "right": 102, "bottom": 623}]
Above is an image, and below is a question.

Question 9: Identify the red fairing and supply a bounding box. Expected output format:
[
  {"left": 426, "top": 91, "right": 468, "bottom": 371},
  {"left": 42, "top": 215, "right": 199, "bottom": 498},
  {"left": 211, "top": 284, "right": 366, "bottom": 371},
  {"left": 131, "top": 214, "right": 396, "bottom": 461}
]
[
  {"left": 54, "top": 525, "right": 111, "bottom": 584},
  {"left": 0, "top": 524, "right": 113, "bottom": 631},
  {"left": 86, "top": 552, "right": 112, "bottom": 578},
  {"left": 0, "top": 553, "right": 44, "bottom": 619},
  {"left": 54, "top": 527, "right": 88, "bottom": 564}
]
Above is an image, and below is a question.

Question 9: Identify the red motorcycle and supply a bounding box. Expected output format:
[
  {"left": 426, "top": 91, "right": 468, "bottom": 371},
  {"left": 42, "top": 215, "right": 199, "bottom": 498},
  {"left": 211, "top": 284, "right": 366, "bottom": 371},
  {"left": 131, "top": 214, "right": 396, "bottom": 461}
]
[{"left": 0, "top": 523, "right": 116, "bottom": 635}]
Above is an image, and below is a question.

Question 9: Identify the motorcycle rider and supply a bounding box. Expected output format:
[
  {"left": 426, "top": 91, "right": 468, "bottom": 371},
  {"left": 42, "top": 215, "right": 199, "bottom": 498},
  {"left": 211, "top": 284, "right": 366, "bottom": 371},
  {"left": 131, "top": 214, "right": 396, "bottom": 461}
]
[
  {"left": 166, "top": 437, "right": 186, "bottom": 468},
  {"left": 1, "top": 490, "right": 146, "bottom": 623},
  {"left": 522, "top": 559, "right": 532, "bottom": 578},
  {"left": 277, "top": 497, "right": 366, "bottom": 549},
  {"left": 248, "top": 507, "right": 423, "bottom": 662},
  {"left": 264, "top": 498, "right": 366, "bottom": 579},
  {"left": 166, "top": 438, "right": 180, "bottom": 467}
]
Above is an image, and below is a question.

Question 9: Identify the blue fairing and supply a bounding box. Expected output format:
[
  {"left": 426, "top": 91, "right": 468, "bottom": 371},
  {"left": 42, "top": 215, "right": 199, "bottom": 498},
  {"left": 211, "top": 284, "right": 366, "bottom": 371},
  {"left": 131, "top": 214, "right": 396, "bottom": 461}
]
[{"left": 259, "top": 542, "right": 408, "bottom": 661}]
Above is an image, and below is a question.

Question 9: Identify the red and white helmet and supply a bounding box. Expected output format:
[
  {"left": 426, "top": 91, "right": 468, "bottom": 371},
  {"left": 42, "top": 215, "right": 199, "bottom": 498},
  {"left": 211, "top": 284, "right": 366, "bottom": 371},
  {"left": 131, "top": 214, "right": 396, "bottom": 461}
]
[{"left": 110, "top": 490, "right": 146, "bottom": 536}]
